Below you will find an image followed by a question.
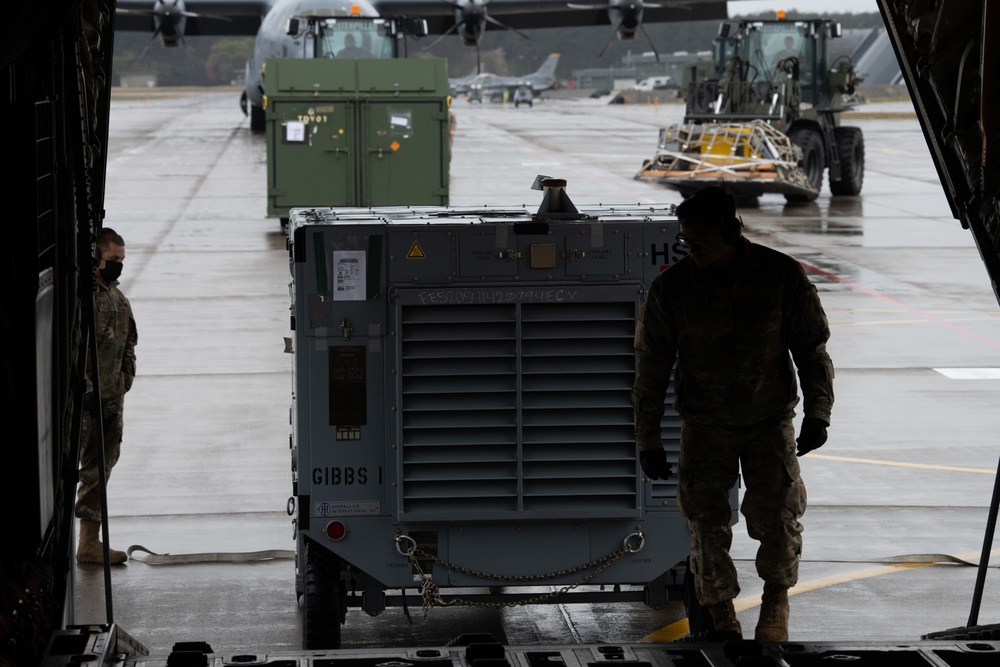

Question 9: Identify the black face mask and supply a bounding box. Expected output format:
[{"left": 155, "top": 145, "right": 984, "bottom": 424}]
[{"left": 100, "top": 260, "right": 123, "bottom": 283}]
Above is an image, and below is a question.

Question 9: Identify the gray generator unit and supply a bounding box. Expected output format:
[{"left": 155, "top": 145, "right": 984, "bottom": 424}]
[{"left": 286, "top": 181, "right": 704, "bottom": 649}]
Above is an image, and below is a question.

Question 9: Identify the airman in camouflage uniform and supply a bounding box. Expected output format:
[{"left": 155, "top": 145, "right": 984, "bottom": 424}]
[
  {"left": 632, "top": 187, "right": 833, "bottom": 641},
  {"left": 76, "top": 228, "right": 137, "bottom": 565}
]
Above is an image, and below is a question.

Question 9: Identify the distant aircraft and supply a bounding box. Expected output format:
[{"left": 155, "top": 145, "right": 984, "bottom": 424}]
[
  {"left": 448, "top": 65, "right": 481, "bottom": 96},
  {"left": 451, "top": 53, "right": 561, "bottom": 100},
  {"left": 115, "top": 0, "right": 730, "bottom": 130}
]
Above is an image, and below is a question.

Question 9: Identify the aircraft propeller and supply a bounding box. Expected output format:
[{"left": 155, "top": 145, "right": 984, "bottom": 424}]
[
  {"left": 569, "top": 0, "right": 662, "bottom": 62},
  {"left": 117, "top": 0, "right": 231, "bottom": 48},
  {"left": 425, "top": 0, "right": 530, "bottom": 73}
]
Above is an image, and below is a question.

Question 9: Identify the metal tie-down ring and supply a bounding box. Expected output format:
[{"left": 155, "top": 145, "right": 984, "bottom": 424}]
[
  {"left": 623, "top": 530, "right": 645, "bottom": 553},
  {"left": 395, "top": 534, "right": 417, "bottom": 556}
]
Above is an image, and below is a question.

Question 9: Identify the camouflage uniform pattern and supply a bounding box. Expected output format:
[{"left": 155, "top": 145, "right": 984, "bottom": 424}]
[
  {"left": 632, "top": 240, "right": 832, "bottom": 604},
  {"left": 679, "top": 417, "right": 806, "bottom": 604},
  {"left": 76, "top": 279, "right": 137, "bottom": 522}
]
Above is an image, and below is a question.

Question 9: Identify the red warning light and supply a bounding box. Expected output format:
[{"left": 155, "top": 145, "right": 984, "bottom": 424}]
[
  {"left": 325, "top": 521, "right": 348, "bottom": 541},
  {"left": 776, "top": 10, "right": 786, "bottom": 20}
]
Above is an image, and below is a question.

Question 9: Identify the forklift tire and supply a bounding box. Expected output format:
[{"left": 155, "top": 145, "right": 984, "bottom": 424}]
[
  {"left": 785, "top": 127, "right": 825, "bottom": 203},
  {"left": 829, "top": 126, "right": 865, "bottom": 196},
  {"left": 302, "top": 539, "right": 345, "bottom": 650}
]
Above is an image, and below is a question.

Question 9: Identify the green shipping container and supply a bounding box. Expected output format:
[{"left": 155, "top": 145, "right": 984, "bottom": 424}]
[{"left": 265, "top": 58, "right": 451, "bottom": 223}]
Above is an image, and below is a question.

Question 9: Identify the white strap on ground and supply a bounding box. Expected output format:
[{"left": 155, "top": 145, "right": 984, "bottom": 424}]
[{"left": 126, "top": 545, "right": 294, "bottom": 564}]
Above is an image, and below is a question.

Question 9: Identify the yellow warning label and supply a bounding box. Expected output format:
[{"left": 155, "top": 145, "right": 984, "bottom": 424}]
[{"left": 406, "top": 241, "right": 426, "bottom": 259}]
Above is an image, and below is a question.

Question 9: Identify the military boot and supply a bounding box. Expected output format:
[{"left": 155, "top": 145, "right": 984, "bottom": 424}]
[
  {"left": 707, "top": 599, "right": 742, "bottom": 635},
  {"left": 77, "top": 519, "right": 128, "bottom": 565},
  {"left": 755, "top": 582, "right": 789, "bottom": 642}
]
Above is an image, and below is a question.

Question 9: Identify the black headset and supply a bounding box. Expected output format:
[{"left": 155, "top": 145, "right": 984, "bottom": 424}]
[
  {"left": 685, "top": 187, "right": 744, "bottom": 245},
  {"left": 722, "top": 209, "right": 744, "bottom": 246}
]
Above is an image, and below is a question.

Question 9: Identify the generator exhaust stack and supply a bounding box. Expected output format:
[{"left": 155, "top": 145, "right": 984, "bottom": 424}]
[{"left": 531, "top": 175, "right": 581, "bottom": 219}]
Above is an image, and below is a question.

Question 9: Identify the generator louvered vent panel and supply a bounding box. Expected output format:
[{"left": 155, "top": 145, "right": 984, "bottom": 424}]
[{"left": 397, "top": 295, "right": 642, "bottom": 521}]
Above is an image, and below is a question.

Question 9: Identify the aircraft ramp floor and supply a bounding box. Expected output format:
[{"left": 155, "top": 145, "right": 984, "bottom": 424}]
[{"left": 68, "top": 90, "right": 1000, "bottom": 657}]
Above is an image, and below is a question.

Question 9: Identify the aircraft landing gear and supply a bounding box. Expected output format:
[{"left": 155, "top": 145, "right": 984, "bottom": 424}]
[{"left": 250, "top": 104, "right": 266, "bottom": 133}]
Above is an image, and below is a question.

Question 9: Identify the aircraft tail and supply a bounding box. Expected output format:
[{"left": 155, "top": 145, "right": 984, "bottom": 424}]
[{"left": 534, "top": 53, "right": 560, "bottom": 80}]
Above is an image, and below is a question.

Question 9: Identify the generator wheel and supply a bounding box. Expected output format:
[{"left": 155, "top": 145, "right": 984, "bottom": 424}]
[
  {"left": 302, "top": 539, "right": 345, "bottom": 650},
  {"left": 785, "top": 127, "right": 824, "bottom": 203},
  {"left": 830, "top": 126, "right": 865, "bottom": 196}
]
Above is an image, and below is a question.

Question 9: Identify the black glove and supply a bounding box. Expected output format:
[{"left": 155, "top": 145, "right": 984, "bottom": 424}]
[
  {"left": 796, "top": 417, "right": 828, "bottom": 457},
  {"left": 639, "top": 448, "right": 672, "bottom": 480}
]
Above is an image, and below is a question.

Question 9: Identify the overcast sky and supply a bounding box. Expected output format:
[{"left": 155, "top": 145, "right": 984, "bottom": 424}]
[{"left": 728, "top": 1, "right": 880, "bottom": 15}]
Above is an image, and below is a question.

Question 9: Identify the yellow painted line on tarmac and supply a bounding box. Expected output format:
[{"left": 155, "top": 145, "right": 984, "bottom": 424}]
[
  {"left": 643, "top": 563, "right": 931, "bottom": 642},
  {"left": 643, "top": 550, "right": 1000, "bottom": 642},
  {"left": 828, "top": 309, "right": 1000, "bottom": 315},
  {"left": 824, "top": 307, "right": 1000, "bottom": 328},
  {"left": 644, "top": 617, "right": 693, "bottom": 642},
  {"left": 805, "top": 453, "right": 995, "bottom": 475},
  {"left": 645, "top": 621, "right": 691, "bottom": 642},
  {"left": 832, "top": 317, "right": 1000, "bottom": 327}
]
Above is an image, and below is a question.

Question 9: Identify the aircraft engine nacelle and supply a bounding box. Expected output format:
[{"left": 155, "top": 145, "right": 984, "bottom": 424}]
[
  {"left": 153, "top": 0, "right": 187, "bottom": 47},
  {"left": 456, "top": 1, "right": 487, "bottom": 47},
  {"left": 609, "top": 0, "right": 643, "bottom": 41}
]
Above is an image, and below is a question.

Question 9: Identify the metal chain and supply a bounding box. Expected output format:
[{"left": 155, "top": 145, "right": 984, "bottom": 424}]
[{"left": 395, "top": 531, "right": 643, "bottom": 617}]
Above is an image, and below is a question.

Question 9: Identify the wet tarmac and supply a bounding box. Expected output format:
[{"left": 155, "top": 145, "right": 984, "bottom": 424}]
[{"left": 73, "top": 89, "right": 1000, "bottom": 655}]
